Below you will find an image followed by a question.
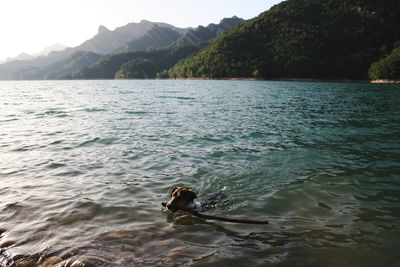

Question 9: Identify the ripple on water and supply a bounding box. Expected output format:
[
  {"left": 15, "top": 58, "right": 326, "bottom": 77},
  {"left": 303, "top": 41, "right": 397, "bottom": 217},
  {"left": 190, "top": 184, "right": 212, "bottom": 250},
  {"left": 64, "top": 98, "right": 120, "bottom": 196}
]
[
  {"left": 82, "top": 107, "right": 107, "bottom": 112},
  {"left": 54, "top": 170, "right": 83, "bottom": 177},
  {"left": 77, "top": 137, "right": 117, "bottom": 147},
  {"left": 125, "top": 110, "right": 153, "bottom": 115},
  {"left": 46, "top": 162, "right": 66, "bottom": 169},
  {"left": 36, "top": 109, "right": 69, "bottom": 118},
  {"left": 11, "top": 145, "right": 38, "bottom": 152},
  {"left": 0, "top": 118, "right": 18, "bottom": 123},
  {"left": 157, "top": 95, "right": 196, "bottom": 100},
  {"left": 49, "top": 140, "right": 63, "bottom": 145}
]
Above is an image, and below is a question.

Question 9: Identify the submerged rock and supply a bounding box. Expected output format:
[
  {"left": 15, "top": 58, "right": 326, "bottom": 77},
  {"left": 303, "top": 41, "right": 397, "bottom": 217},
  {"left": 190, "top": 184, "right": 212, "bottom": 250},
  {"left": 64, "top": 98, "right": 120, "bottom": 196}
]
[
  {"left": 61, "top": 256, "right": 106, "bottom": 267},
  {"left": 38, "top": 256, "right": 62, "bottom": 267},
  {"left": 14, "top": 258, "right": 36, "bottom": 267}
]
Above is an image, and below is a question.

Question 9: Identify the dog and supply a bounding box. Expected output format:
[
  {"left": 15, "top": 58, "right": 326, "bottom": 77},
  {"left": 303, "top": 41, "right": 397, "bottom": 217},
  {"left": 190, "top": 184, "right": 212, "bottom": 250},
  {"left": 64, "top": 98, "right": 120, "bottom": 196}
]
[
  {"left": 164, "top": 186, "right": 228, "bottom": 212},
  {"left": 163, "top": 186, "right": 269, "bottom": 224}
]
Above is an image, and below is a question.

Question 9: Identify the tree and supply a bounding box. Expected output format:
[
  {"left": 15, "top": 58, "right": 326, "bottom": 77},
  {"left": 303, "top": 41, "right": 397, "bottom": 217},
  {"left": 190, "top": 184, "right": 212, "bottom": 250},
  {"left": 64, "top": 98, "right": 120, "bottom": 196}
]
[{"left": 368, "top": 47, "right": 400, "bottom": 80}]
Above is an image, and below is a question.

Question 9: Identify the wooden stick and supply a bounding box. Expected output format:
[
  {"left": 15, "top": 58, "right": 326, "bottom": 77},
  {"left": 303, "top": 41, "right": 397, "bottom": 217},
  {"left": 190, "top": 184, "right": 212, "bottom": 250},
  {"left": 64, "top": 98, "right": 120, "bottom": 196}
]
[{"left": 162, "top": 203, "right": 268, "bottom": 224}]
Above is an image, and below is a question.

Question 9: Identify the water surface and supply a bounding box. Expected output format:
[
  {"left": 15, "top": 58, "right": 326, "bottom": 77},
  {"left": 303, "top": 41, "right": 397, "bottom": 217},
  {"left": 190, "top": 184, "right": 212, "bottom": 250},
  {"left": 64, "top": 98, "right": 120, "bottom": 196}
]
[{"left": 0, "top": 80, "right": 399, "bottom": 266}]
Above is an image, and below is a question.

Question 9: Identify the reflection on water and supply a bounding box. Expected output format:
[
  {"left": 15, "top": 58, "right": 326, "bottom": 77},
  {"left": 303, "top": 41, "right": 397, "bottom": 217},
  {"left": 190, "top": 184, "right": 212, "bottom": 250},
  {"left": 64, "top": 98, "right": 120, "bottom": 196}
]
[{"left": 0, "top": 80, "right": 400, "bottom": 266}]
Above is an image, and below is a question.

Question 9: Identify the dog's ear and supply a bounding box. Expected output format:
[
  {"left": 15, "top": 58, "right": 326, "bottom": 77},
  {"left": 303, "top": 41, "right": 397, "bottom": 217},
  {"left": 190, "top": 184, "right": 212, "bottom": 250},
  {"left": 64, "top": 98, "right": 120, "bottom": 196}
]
[
  {"left": 170, "top": 187, "right": 178, "bottom": 197},
  {"left": 182, "top": 190, "right": 197, "bottom": 201}
]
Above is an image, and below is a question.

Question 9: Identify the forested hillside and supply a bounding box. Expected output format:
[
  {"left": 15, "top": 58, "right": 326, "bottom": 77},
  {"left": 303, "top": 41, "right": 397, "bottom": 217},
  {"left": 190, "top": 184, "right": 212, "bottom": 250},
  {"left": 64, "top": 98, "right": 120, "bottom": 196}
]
[
  {"left": 67, "top": 45, "right": 201, "bottom": 79},
  {"left": 169, "top": 0, "right": 400, "bottom": 80},
  {"left": 118, "top": 26, "right": 182, "bottom": 52},
  {"left": 369, "top": 43, "right": 400, "bottom": 80}
]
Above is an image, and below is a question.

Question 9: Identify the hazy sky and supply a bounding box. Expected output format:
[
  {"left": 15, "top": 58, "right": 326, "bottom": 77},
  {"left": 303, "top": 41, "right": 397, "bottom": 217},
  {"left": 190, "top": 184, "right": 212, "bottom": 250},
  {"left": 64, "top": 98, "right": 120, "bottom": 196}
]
[{"left": 0, "top": 0, "right": 282, "bottom": 61}]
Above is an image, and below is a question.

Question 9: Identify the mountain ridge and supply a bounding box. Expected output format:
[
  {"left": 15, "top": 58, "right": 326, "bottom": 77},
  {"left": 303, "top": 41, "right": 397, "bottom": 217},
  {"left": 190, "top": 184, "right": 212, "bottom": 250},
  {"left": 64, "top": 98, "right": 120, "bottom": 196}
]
[
  {"left": 174, "top": 16, "right": 244, "bottom": 47},
  {"left": 118, "top": 25, "right": 182, "bottom": 52},
  {"left": 74, "top": 20, "right": 189, "bottom": 55},
  {"left": 35, "top": 43, "right": 67, "bottom": 57}
]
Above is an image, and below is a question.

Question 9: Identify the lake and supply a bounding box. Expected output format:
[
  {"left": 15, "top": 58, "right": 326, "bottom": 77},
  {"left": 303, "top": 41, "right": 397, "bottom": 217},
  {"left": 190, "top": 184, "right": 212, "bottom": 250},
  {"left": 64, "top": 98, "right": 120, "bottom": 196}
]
[{"left": 0, "top": 80, "right": 399, "bottom": 266}]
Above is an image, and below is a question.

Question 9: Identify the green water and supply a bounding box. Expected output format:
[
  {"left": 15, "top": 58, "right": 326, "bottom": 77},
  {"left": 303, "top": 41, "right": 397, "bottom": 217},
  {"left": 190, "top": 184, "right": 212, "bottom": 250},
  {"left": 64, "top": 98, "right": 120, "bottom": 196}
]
[{"left": 0, "top": 80, "right": 399, "bottom": 266}]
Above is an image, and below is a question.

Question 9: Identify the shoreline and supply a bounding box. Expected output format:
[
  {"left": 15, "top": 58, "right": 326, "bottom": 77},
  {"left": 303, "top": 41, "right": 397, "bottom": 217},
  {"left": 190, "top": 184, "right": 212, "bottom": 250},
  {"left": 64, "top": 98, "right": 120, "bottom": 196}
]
[
  {"left": 1, "top": 78, "right": 399, "bottom": 84},
  {"left": 370, "top": 79, "right": 400, "bottom": 84},
  {"left": 170, "top": 77, "right": 370, "bottom": 83},
  {"left": 169, "top": 77, "right": 400, "bottom": 83}
]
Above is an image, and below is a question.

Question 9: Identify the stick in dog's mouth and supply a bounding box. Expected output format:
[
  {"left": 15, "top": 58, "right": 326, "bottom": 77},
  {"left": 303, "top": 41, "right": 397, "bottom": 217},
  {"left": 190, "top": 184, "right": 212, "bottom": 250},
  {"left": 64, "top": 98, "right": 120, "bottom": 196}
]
[{"left": 161, "top": 202, "right": 268, "bottom": 225}]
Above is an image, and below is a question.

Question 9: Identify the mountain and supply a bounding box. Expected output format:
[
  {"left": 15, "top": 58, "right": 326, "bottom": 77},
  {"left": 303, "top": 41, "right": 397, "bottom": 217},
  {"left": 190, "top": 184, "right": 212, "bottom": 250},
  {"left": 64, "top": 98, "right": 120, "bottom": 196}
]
[
  {"left": 35, "top": 43, "right": 67, "bottom": 57},
  {"left": 174, "top": 16, "right": 244, "bottom": 47},
  {"left": 12, "top": 51, "right": 102, "bottom": 80},
  {"left": 118, "top": 25, "right": 182, "bottom": 52},
  {"left": 76, "top": 20, "right": 186, "bottom": 54},
  {"left": 0, "top": 60, "right": 31, "bottom": 80},
  {"left": 170, "top": 0, "right": 400, "bottom": 80},
  {"left": 0, "top": 48, "right": 81, "bottom": 80},
  {"left": 0, "top": 16, "right": 242, "bottom": 80},
  {"left": 69, "top": 16, "right": 243, "bottom": 80},
  {"left": 113, "top": 17, "right": 244, "bottom": 54},
  {"left": 2, "top": 44, "right": 66, "bottom": 65},
  {"left": 117, "top": 16, "right": 244, "bottom": 54},
  {"left": 6, "top": 53, "right": 35, "bottom": 62},
  {"left": 0, "top": 20, "right": 189, "bottom": 80}
]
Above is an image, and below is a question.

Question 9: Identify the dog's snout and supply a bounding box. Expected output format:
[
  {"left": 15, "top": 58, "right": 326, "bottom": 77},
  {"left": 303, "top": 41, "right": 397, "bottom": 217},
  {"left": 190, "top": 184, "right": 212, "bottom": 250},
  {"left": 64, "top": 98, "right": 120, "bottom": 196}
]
[
  {"left": 161, "top": 201, "right": 175, "bottom": 211},
  {"left": 165, "top": 202, "right": 176, "bottom": 211}
]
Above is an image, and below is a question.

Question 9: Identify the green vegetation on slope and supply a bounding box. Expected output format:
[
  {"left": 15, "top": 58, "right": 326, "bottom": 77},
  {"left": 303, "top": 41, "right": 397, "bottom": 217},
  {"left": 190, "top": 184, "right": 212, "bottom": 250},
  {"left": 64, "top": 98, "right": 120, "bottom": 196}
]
[
  {"left": 170, "top": 0, "right": 400, "bottom": 79},
  {"left": 115, "top": 59, "right": 157, "bottom": 79},
  {"left": 69, "top": 45, "right": 201, "bottom": 79},
  {"left": 115, "top": 45, "right": 203, "bottom": 79},
  {"left": 68, "top": 52, "right": 145, "bottom": 79},
  {"left": 369, "top": 44, "right": 400, "bottom": 80}
]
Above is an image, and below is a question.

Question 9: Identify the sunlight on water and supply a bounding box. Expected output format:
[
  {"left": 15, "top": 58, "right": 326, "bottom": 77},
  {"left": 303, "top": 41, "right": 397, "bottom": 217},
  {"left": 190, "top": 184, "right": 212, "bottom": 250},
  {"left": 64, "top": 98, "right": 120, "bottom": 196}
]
[{"left": 0, "top": 80, "right": 400, "bottom": 266}]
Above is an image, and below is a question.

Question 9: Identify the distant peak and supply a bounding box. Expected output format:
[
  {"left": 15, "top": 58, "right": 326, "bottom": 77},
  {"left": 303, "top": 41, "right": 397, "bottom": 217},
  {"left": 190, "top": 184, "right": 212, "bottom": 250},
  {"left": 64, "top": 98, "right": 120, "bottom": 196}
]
[
  {"left": 220, "top": 16, "right": 244, "bottom": 23},
  {"left": 6, "top": 52, "right": 34, "bottom": 62},
  {"left": 35, "top": 43, "right": 67, "bottom": 57},
  {"left": 140, "top": 19, "right": 152, "bottom": 24},
  {"left": 98, "top": 25, "right": 110, "bottom": 34}
]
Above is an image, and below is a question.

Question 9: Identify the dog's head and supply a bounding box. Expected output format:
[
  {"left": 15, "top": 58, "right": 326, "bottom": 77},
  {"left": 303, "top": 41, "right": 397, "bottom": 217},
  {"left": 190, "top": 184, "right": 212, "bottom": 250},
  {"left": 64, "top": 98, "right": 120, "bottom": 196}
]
[{"left": 165, "top": 187, "right": 197, "bottom": 211}]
